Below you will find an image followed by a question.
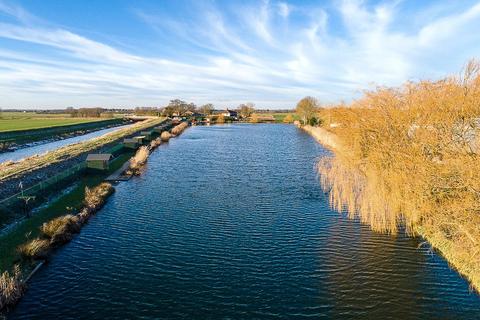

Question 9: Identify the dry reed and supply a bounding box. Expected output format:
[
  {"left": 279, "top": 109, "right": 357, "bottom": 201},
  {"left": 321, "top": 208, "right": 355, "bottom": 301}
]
[
  {"left": 127, "top": 146, "right": 150, "bottom": 175},
  {"left": 160, "top": 131, "right": 172, "bottom": 142},
  {"left": 41, "top": 215, "right": 81, "bottom": 246},
  {"left": 0, "top": 265, "right": 25, "bottom": 311},
  {"left": 315, "top": 59, "right": 480, "bottom": 290},
  {"left": 83, "top": 182, "right": 114, "bottom": 214},
  {"left": 17, "top": 238, "right": 51, "bottom": 260},
  {"left": 171, "top": 122, "right": 188, "bottom": 136},
  {"left": 149, "top": 137, "right": 162, "bottom": 149}
]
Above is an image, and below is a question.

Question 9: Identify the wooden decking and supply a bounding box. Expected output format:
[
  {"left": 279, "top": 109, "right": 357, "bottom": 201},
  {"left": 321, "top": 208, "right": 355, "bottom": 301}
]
[{"left": 105, "top": 161, "right": 132, "bottom": 181}]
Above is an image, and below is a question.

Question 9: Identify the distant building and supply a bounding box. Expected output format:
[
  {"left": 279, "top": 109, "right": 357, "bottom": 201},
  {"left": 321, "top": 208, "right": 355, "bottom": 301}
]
[{"left": 221, "top": 109, "right": 238, "bottom": 119}]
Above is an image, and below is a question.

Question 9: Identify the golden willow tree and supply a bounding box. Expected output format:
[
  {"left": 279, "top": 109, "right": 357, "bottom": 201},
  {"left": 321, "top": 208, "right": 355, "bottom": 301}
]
[
  {"left": 317, "top": 60, "right": 480, "bottom": 290},
  {"left": 296, "top": 96, "right": 319, "bottom": 125}
]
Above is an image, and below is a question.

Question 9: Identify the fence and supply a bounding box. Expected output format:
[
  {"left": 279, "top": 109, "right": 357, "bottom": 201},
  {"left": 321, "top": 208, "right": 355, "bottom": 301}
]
[{"left": 0, "top": 162, "right": 87, "bottom": 213}]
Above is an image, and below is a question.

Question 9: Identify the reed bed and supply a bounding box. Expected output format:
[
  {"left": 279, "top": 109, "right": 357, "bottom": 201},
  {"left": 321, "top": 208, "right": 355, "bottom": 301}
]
[
  {"left": 83, "top": 182, "right": 115, "bottom": 215},
  {"left": 315, "top": 60, "right": 480, "bottom": 290},
  {"left": 16, "top": 182, "right": 114, "bottom": 261},
  {"left": 0, "top": 265, "right": 25, "bottom": 311},
  {"left": 149, "top": 137, "right": 162, "bottom": 149},
  {"left": 160, "top": 131, "right": 172, "bottom": 142},
  {"left": 127, "top": 146, "right": 150, "bottom": 175},
  {"left": 171, "top": 122, "right": 188, "bottom": 136},
  {"left": 41, "top": 215, "right": 81, "bottom": 246},
  {"left": 17, "top": 238, "right": 50, "bottom": 260},
  {"left": 8, "top": 182, "right": 115, "bottom": 310}
]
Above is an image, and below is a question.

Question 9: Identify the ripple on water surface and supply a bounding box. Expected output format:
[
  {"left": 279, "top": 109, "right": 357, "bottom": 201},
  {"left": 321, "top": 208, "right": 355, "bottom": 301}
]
[{"left": 9, "top": 124, "right": 480, "bottom": 319}]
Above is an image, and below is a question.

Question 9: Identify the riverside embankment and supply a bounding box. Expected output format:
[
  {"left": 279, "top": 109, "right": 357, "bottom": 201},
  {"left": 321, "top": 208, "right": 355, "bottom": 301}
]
[
  {"left": 5, "top": 124, "right": 480, "bottom": 319},
  {"left": 0, "top": 118, "right": 165, "bottom": 201},
  {"left": 0, "top": 118, "right": 125, "bottom": 151},
  {"left": 0, "top": 121, "right": 189, "bottom": 313}
]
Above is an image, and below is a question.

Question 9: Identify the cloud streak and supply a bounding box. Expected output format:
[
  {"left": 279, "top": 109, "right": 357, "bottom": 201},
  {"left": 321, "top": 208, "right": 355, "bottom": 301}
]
[{"left": 0, "top": 0, "right": 480, "bottom": 108}]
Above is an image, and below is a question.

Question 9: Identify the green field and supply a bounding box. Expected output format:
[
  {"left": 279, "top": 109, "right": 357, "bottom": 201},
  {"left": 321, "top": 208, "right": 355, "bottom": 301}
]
[
  {"left": 0, "top": 112, "right": 110, "bottom": 132},
  {"left": 262, "top": 112, "right": 299, "bottom": 123}
]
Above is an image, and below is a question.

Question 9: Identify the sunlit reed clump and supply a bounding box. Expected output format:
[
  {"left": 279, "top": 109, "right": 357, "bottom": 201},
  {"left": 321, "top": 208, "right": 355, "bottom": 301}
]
[
  {"left": 41, "top": 214, "right": 81, "bottom": 246},
  {"left": 149, "top": 137, "right": 162, "bottom": 149},
  {"left": 171, "top": 122, "right": 188, "bottom": 135},
  {"left": 160, "top": 131, "right": 172, "bottom": 142},
  {"left": 0, "top": 265, "right": 25, "bottom": 311},
  {"left": 316, "top": 59, "right": 480, "bottom": 290},
  {"left": 17, "top": 238, "right": 50, "bottom": 260},
  {"left": 128, "top": 146, "right": 150, "bottom": 175}
]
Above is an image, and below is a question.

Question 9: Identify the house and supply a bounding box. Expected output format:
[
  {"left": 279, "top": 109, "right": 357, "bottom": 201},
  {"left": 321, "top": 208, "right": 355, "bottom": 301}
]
[
  {"left": 86, "top": 153, "right": 112, "bottom": 170},
  {"left": 123, "top": 138, "right": 139, "bottom": 149},
  {"left": 221, "top": 109, "right": 238, "bottom": 119}
]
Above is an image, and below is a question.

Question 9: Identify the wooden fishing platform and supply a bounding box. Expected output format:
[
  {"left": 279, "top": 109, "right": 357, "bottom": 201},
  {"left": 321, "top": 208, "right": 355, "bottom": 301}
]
[{"left": 105, "top": 161, "right": 132, "bottom": 181}]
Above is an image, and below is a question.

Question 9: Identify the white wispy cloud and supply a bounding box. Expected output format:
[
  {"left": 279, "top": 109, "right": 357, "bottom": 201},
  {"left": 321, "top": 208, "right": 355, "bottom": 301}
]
[{"left": 0, "top": 0, "right": 480, "bottom": 108}]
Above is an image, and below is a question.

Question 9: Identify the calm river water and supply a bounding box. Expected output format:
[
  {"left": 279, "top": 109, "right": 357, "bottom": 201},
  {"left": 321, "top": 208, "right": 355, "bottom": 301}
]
[{"left": 9, "top": 124, "right": 480, "bottom": 319}]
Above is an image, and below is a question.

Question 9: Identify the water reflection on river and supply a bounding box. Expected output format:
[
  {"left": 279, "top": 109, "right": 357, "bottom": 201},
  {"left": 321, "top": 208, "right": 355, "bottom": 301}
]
[{"left": 9, "top": 124, "right": 480, "bottom": 319}]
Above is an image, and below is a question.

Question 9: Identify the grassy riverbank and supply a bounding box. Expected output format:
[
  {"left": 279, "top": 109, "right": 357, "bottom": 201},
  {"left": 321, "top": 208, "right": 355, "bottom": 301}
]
[
  {"left": 0, "top": 152, "right": 132, "bottom": 273},
  {"left": 0, "top": 114, "right": 111, "bottom": 132},
  {"left": 0, "top": 118, "right": 164, "bottom": 181},
  {"left": 308, "top": 61, "right": 480, "bottom": 291}
]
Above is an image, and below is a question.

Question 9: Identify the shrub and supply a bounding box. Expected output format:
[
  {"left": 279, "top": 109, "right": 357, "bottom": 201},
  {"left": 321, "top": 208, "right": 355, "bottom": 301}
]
[
  {"left": 0, "top": 265, "right": 25, "bottom": 311},
  {"left": 41, "top": 215, "right": 81, "bottom": 246},
  {"left": 149, "top": 137, "right": 162, "bottom": 149},
  {"left": 160, "top": 131, "right": 171, "bottom": 142},
  {"left": 171, "top": 122, "right": 188, "bottom": 135},
  {"left": 17, "top": 238, "right": 50, "bottom": 260},
  {"left": 283, "top": 114, "right": 294, "bottom": 123},
  {"left": 129, "top": 146, "right": 150, "bottom": 175},
  {"left": 84, "top": 182, "right": 114, "bottom": 212}
]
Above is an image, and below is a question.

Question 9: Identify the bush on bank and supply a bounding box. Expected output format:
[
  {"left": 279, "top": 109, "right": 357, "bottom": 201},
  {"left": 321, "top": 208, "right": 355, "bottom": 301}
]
[{"left": 0, "top": 265, "right": 25, "bottom": 311}]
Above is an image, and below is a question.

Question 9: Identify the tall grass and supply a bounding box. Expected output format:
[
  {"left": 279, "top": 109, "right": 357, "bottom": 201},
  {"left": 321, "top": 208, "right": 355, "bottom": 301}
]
[
  {"left": 17, "top": 238, "right": 50, "bottom": 260},
  {"left": 41, "top": 215, "right": 81, "bottom": 246},
  {"left": 128, "top": 146, "right": 150, "bottom": 175},
  {"left": 149, "top": 137, "right": 162, "bottom": 149},
  {"left": 83, "top": 182, "right": 115, "bottom": 214},
  {"left": 0, "top": 265, "right": 25, "bottom": 311},
  {"left": 160, "top": 131, "right": 171, "bottom": 142},
  {"left": 171, "top": 122, "right": 188, "bottom": 136},
  {"left": 315, "top": 60, "right": 480, "bottom": 290},
  {"left": 16, "top": 182, "right": 114, "bottom": 263}
]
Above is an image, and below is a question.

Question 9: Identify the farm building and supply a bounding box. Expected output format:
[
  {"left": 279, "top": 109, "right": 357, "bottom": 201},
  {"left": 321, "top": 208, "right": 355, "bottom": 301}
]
[
  {"left": 123, "top": 138, "right": 139, "bottom": 149},
  {"left": 86, "top": 153, "right": 112, "bottom": 170}
]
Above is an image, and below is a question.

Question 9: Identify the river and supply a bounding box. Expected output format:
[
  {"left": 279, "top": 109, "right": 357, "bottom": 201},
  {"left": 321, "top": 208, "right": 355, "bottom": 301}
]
[
  {"left": 8, "top": 124, "right": 480, "bottom": 319},
  {"left": 0, "top": 124, "right": 132, "bottom": 164}
]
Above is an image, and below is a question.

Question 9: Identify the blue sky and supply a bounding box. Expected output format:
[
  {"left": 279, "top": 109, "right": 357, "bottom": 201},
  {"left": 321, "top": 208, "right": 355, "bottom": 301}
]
[{"left": 1, "top": 0, "right": 480, "bottom": 109}]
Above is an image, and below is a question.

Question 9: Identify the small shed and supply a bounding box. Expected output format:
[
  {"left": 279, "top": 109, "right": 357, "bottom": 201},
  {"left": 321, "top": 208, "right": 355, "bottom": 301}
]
[
  {"left": 153, "top": 125, "right": 168, "bottom": 133},
  {"left": 123, "top": 138, "right": 138, "bottom": 149},
  {"left": 86, "top": 153, "right": 112, "bottom": 170},
  {"left": 140, "top": 131, "right": 153, "bottom": 140},
  {"left": 133, "top": 136, "right": 146, "bottom": 144}
]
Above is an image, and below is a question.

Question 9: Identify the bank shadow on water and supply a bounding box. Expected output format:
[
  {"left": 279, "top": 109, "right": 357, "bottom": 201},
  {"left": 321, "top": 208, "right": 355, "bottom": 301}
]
[{"left": 8, "top": 124, "right": 480, "bottom": 319}]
